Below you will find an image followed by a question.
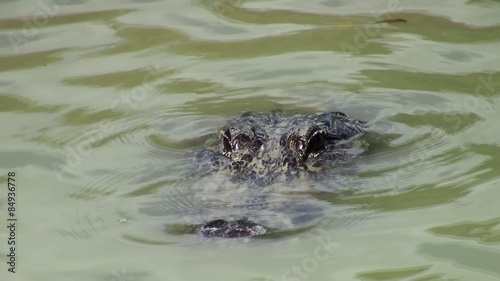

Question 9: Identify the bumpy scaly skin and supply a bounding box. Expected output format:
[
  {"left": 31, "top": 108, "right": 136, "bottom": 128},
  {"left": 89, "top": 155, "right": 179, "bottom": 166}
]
[
  {"left": 198, "top": 218, "right": 268, "bottom": 238},
  {"left": 195, "top": 111, "right": 365, "bottom": 238}
]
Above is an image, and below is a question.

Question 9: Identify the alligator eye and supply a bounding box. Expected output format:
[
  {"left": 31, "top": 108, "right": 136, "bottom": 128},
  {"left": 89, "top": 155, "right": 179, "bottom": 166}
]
[
  {"left": 302, "top": 128, "right": 326, "bottom": 162},
  {"left": 297, "top": 140, "right": 305, "bottom": 152},
  {"left": 305, "top": 133, "right": 324, "bottom": 154},
  {"left": 254, "top": 139, "right": 264, "bottom": 151},
  {"left": 233, "top": 139, "right": 240, "bottom": 150},
  {"left": 333, "top": 111, "right": 348, "bottom": 118},
  {"left": 233, "top": 134, "right": 251, "bottom": 151},
  {"left": 204, "top": 219, "right": 228, "bottom": 229}
]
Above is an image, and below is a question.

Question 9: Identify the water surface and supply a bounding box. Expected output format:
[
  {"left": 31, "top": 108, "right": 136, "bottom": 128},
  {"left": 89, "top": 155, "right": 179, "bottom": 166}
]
[{"left": 1, "top": 0, "right": 500, "bottom": 280}]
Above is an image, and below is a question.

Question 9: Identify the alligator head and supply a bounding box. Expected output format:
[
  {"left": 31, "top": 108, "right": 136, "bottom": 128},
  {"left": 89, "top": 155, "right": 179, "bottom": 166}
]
[{"left": 195, "top": 111, "right": 366, "bottom": 238}]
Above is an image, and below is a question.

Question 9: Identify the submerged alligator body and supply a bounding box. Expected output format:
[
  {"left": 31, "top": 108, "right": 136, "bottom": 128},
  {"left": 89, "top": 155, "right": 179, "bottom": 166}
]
[{"left": 193, "top": 111, "right": 366, "bottom": 238}]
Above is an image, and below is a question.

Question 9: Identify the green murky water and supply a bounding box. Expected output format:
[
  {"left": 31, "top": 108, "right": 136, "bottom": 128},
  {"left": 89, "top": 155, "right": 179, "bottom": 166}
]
[{"left": 1, "top": 0, "right": 500, "bottom": 280}]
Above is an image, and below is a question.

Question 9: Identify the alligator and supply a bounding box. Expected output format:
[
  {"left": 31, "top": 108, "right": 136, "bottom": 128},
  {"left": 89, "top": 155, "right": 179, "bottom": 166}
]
[{"left": 191, "top": 111, "right": 366, "bottom": 238}]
